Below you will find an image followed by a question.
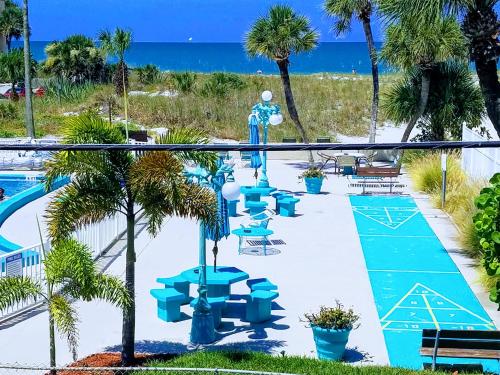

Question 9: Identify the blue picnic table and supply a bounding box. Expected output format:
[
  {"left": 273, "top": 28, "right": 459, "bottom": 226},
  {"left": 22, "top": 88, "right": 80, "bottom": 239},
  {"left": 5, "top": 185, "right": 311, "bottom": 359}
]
[{"left": 180, "top": 265, "right": 249, "bottom": 298}]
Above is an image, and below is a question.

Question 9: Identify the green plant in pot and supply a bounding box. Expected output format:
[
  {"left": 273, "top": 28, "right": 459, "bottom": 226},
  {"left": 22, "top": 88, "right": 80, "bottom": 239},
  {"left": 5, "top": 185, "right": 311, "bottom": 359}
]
[
  {"left": 299, "top": 167, "right": 327, "bottom": 194},
  {"left": 304, "top": 301, "right": 360, "bottom": 361}
]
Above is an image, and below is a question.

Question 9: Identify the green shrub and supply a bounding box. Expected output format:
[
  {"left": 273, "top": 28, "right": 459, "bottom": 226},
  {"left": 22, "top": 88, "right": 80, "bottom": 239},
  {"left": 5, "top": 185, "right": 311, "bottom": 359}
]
[
  {"left": 200, "top": 72, "right": 246, "bottom": 99},
  {"left": 170, "top": 71, "right": 197, "bottom": 94},
  {"left": 0, "top": 102, "right": 18, "bottom": 120},
  {"left": 304, "top": 301, "right": 360, "bottom": 330},
  {"left": 299, "top": 167, "right": 326, "bottom": 179},
  {"left": 136, "top": 64, "right": 161, "bottom": 84},
  {"left": 473, "top": 173, "right": 500, "bottom": 306},
  {"left": 42, "top": 78, "right": 97, "bottom": 103}
]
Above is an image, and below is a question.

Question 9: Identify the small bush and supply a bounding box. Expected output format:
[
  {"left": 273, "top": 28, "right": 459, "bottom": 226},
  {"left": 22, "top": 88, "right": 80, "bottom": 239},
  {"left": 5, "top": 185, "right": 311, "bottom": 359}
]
[
  {"left": 200, "top": 72, "right": 246, "bottom": 99},
  {"left": 43, "top": 78, "right": 97, "bottom": 103},
  {"left": 304, "top": 301, "right": 360, "bottom": 330},
  {"left": 171, "top": 71, "right": 197, "bottom": 94},
  {"left": 136, "top": 64, "right": 162, "bottom": 85},
  {"left": 0, "top": 102, "right": 18, "bottom": 120},
  {"left": 299, "top": 167, "right": 326, "bottom": 179}
]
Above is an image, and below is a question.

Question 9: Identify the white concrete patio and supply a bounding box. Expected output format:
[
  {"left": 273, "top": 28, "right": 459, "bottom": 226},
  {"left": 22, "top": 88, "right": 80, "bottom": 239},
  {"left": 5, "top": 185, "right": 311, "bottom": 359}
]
[{"left": 0, "top": 159, "right": 497, "bottom": 368}]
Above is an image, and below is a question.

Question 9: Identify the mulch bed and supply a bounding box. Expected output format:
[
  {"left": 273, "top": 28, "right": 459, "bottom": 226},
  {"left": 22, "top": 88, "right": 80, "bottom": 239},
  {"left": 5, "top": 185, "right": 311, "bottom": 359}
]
[{"left": 53, "top": 352, "right": 176, "bottom": 375}]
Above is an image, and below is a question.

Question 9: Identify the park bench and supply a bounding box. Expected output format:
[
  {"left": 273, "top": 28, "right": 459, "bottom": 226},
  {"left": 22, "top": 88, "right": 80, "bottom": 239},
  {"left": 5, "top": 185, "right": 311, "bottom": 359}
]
[
  {"left": 278, "top": 197, "right": 300, "bottom": 217},
  {"left": 246, "top": 278, "right": 278, "bottom": 292},
  {"left": 350, "top": 166, "right": 404, "bottom": 194},
  {"left": 243, "top": 290, "right": 279, "bottom": 323},
  {"left": 156, "top": 275, "right": 191, "bottom": 304},
  {"left": 420, "top": 329, "right": 500, "bottom": 372},
  {"left": 150, "top": 288, "right": 186, "bottom": 322}
]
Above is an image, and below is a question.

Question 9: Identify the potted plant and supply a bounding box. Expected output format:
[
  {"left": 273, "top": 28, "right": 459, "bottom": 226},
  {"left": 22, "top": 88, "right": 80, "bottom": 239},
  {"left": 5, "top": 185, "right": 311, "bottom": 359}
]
[
  {"left": 304, "top": 301, "right": 360, "bottom": 361},
  {"left": 299, "top": 167, "right": 326, "bottom": 194}
]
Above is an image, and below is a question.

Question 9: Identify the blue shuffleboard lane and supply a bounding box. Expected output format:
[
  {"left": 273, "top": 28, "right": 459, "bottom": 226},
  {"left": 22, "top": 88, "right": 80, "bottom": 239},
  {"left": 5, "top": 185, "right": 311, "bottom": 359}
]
[{"left": 349, "top": 195, "right": 497, "bottom": 372}]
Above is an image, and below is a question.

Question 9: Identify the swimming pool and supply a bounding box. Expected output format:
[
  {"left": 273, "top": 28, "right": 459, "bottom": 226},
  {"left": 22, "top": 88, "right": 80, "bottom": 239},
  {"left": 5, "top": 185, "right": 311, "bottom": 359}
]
[
  {"left": 0, "top": 175, "right": 41, "bottom": 199},
  {"left": 350, "top": 195, "right": 497, "bottom": 372}
]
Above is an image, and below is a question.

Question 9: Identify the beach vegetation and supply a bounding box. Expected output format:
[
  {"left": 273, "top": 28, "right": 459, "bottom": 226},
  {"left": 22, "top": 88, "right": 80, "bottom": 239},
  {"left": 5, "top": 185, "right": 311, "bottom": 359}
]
[
  {"left": 170, "top": 71, "right": 197, "bottom": 94},
  {"left": 324, "top": 0, "right": 380, "bottom": 144},
  {"left": 0, "top": 0, "right": 23, "bottom": 51},
  {"left": 44, "top": 113, "right": 217, "bottom": 366},
  {"left": 43, "top": 35, "right": 108, "bottom": 83},
  {"left": 0, "top": 237, "right": 130, "bottom": 373},
  {"left": 199, "top": 72, "right": 246, "bottom": 99},
  {"left": 0, "top": 48, "right": 26, "bottom": 101},
  {"left": 382, "top": 61, "right": 484, "bottom": 141},
  {"left": 136, "top": 64, "right": 162, "bottom": 85},
  {"left": 246, "top": 5, "right": 319, "bottom": 160}
]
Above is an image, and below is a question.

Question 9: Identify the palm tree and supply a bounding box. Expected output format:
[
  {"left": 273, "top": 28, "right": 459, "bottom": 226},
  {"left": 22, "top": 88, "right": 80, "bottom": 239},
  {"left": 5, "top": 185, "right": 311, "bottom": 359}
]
[
  {"left": 382, "top": 61, "right": 484, "bottom": 141},
  {"left": 22, "top": 0, "right": 34, "bottom": 137},
  {"left": 379, "top": 0, "right": 500, "bottom": 138},
  {"left": 324, "top": 0, "right": 379, "bottom": 143},
  {"left": 44, "top": 114, "right": 217, "bottom": 366},
  {"left": 0, "top": 238, "right": 129, "bottom": 373},
  {"left": 99, "top": 28, "right": 132, "bottom": 140},
  {"left": 0, "top": 48, "right": 24, "bottom": 100},
  {"left": 246, "top": 5, "right": 319, "bottom": 161},
  {"left": 380, "top": 16, "right": 466, "bottom": 141},
  {"left": 0, "top": 0, "right": 22, "bottom": 51}
]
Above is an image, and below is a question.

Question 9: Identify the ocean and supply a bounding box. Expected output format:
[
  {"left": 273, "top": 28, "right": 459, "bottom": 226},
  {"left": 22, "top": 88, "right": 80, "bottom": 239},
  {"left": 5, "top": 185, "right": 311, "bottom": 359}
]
[{"left": 13, "top": 41, "right": 391, "bottom": 75}]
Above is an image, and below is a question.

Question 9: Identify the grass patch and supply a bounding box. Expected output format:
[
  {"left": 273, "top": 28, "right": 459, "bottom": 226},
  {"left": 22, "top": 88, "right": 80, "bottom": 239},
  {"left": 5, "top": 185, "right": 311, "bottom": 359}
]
[
  {"left": 0, "top": 72, "right": 393, "bottom": 141},
  {"left": 139, "top": 351, "right": 466, "bottom": 375}
]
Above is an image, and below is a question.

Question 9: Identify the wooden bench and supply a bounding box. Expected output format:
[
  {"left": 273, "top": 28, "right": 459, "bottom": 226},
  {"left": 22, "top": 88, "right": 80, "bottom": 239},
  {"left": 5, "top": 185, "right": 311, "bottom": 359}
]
[
  {"left": 420, "top": 329, "right": 500, "bottom": 372},
  {"left": 351, "top": 166, "right": 403, "bottom": 194}
]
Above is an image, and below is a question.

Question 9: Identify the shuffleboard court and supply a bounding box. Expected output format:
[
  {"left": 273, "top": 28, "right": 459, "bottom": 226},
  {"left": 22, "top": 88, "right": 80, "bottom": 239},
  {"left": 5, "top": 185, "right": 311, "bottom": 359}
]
[{"left": 350, "top": 195, "right": 497, "bottom": 372}]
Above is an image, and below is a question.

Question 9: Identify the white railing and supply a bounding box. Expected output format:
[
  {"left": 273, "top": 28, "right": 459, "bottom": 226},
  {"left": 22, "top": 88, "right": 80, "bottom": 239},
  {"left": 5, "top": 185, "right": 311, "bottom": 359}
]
[
  {"left": 0, "top": 213, "right": 128, "bottom": 321},
  {"left": 461, "top": 125, "right": 500, "bottom": 180}
]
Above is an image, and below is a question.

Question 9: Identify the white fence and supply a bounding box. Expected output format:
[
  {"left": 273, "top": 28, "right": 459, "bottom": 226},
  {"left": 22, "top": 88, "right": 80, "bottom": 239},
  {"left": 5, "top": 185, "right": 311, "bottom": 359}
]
[
  {"left": 461, "top": 125, "right": 500, "bottom": 180},
  {"left": 0, "top": 213, "right": 127, "bottom": 321}
]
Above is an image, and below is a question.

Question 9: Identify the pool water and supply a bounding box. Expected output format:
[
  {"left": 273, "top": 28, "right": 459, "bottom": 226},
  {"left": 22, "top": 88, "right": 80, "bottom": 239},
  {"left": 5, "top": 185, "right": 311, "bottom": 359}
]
[
  {"left": 350, "top": 195, "right": 497, "bottom": 372},
  {"left": 0, "top": 176, "right": 40, "bottom": 199}
]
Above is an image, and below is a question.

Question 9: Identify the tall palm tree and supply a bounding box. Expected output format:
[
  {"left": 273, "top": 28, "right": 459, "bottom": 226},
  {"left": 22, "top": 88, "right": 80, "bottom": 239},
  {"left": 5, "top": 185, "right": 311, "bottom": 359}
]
[
  {"left": 379, "top": 0, "right": 500, "bottom": 138},
  {"left": 99, "top": 28, "right": 132, "bottom": 140},
  {"left": 246, "top": 5, "right": 319, "bottom": 161},
  {"left": 380, "top": 16, "right": 466, "bottom": 141},
  {"left": 0, "top": 48, "right": 23, "bottom": 100},
  {"left": 0, "top": 0, "right": 6, "bottom": 52},
  {"left": 22, "top": 0, "right": 34, "bottom": 137},
  {"left": 44, "top": 114, "right": 217, "bottom": 366},
  {"left": 324, "top": 0, "right": 379, "bottom": 143},
  {"left": 0, "top": 238, "right": 129, "bottom": 373},
  {"left": 0, "top": 0, "right": 22, "bottom": 51}
]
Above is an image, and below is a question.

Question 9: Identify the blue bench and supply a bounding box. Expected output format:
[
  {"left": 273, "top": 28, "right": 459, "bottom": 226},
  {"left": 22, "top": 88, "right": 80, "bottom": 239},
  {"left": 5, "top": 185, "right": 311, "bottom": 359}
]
[
  {"left": 150, "top": 288, "right": 185, "bottom": 322},
  {"left": 156, "top": 276, "right": 191, "bottom": 304},
  {"left": 190, "top": 296, "right": 227, "bottom": 328},
  {"left": 243, "top": 290, "right": 279, "bottom": 323},
  {"left": 246, "top": 201, "right": 268, "bottom": 216},
  {"left": 246, "top": 278, "right": 278, "bottom": 292},
  {"left": 244, "top": 192, "right": 262, "bottom": 209},
  {"left": 278, "top": 197, "right": 300, "bottom": 217},
  {"left": 271, "top": 192, "right": 292, "bottom": 212},
  {"left": 228, "top": 199, "right": 239, "bottom": 217}
]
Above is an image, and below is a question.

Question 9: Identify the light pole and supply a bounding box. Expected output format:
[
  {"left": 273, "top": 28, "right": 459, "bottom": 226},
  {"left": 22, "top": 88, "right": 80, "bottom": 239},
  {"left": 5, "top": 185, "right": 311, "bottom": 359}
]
[
  {"left": 252, "top": 90, "right": 283, "bottom": 188},
  {"left": 189, "top": 157, "right": 240, "bottom": 345}
]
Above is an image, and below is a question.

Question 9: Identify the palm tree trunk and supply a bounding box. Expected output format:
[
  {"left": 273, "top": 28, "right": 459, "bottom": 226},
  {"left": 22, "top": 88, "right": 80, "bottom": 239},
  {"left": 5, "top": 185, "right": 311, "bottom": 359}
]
[
  {"left": 121, "top": 208, "right": 135, "bottom": 366},
  {"left": 22, "top": 0, "right": 35, "bottom": 138},
  {"left": 362, "top": 18, "right": 379, "bottom": 144},
  {"left": 121, "top": 60, "right": 129, "bottom": 142},
  {"left": 49, "top": 312, "right": 56, "bottom": 375},
  {"left": 0, "top": 0, "right": 6, "bottom": 53},
  {"left": 276, "top": 59, "right": 313, "bottom": 163},
  {"left": 475, "top": 58, "right": 500, "bottom": 138},
  {"left": 401, "top": 69, "right": 431, "bottom": 142}
]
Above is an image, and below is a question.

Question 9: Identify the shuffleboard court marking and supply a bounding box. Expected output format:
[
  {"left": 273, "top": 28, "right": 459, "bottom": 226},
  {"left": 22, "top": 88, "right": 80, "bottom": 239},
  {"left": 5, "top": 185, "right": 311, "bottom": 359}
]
[
  {"left": 352, "top": 206, "right": 419, "bottom": 230},
  {"left": 380, "top": 283, "right": 494, "bottom": 332},
  {"left": 370, "top": 269, "right": 460, "bottom": 274}
]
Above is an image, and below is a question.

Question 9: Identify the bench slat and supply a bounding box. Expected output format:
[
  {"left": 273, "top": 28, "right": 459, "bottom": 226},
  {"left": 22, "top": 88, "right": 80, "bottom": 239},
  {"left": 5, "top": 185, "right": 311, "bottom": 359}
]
[
  {"left": 420, "top": 347, "right": 500, "bottom": 360},
  {"left": 422, "top": 338, "right": 500, "bottom": 350},
  {"left": 423, "top": 329, "right": 500, "bottom": 340}
]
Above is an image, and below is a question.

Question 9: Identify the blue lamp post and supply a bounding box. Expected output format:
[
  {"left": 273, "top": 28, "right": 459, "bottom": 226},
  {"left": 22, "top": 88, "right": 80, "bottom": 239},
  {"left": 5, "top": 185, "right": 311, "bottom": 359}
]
[
  {"left": 190, "top": 157, "right": 240, "bottom": 345},
  {"left": 252, "top": 90, "right": 283, "bottom": 189}
]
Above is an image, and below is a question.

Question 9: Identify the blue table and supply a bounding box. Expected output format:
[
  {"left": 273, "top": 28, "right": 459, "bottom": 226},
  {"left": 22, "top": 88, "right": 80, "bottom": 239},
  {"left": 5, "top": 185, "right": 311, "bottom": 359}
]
[
  {"left": 181, "top": 266, "right": 249, "bottom": 298},
  {"left": 232, "top": 227, "right": 274, "bottom": 255}
]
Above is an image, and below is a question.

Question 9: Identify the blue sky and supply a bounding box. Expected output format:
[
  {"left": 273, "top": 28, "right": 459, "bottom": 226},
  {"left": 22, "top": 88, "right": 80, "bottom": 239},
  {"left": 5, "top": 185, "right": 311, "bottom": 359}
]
[{"left": 28, "top": 0, "right": 384, "bottom": 42}]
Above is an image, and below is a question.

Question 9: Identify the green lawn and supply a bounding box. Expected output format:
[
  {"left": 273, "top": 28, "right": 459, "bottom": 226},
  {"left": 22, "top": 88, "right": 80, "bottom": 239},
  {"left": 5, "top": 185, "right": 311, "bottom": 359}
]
[{"left": 137, "top": 351, "right": 474, "bottom": 375}]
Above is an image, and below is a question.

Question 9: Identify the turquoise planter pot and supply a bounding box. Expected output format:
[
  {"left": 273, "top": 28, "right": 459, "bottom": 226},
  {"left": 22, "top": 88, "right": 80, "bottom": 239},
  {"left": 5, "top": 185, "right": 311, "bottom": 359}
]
[
  {"left": 304, "top": 177, "right": 324, "bottom": 194},
  {"left": 311, "top": 326, "right": 351, "bottom": 361}
]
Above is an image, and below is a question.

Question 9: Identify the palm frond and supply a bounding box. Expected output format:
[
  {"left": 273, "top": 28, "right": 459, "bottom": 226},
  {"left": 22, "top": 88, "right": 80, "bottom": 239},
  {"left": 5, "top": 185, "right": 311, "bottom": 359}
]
[
  {"left": 155, "top": 128, "right": 217, "bottom": 171},
  {"left": 87, "top": 274, "right": 131, "bottom": 308},
  {"left": 49, "top": 295, "right": 79, "bottom": 360},
  {"left": 0, "top": 277, "right": 43, "bottom": 310}
]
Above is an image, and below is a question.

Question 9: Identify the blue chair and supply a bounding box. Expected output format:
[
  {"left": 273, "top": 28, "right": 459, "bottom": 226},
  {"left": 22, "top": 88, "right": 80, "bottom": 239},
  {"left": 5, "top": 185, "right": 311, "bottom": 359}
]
[
  {"left": 156, "top": 276, "right": 191, "bottom": 304},
  {"left": 246, "top": 278, "right": 278, "bottom": 292},
  {"left": 190, "top": 296, "right": 227, "bottom": 328},
  {"left": 278, "top": 197, "right": 300, "bottom": 217},
  {"left": 246, "top": 201, "right": 268, "bottom": 216},
  {"left": 243, "top": 290, "right": 279, "bottom": 323},
  {"left": 150, "top": 288, "right": 185, "bottom": 322},
  {"left": 228, "top": 199, "right": 239, "bottom": 217}
]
